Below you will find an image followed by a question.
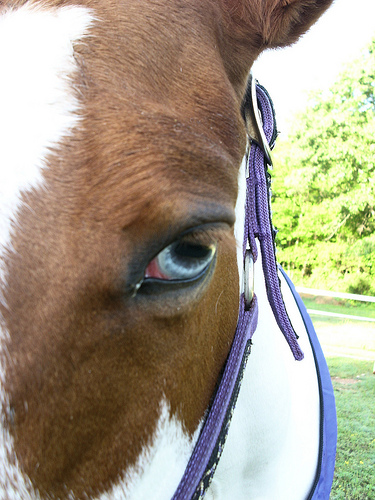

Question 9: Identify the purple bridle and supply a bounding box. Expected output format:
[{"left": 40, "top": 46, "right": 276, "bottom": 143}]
[{"left": 172, "top": 74, "right": 303, "bottom": 500}]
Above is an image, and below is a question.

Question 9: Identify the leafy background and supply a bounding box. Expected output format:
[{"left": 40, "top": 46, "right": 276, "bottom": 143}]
[{"left": 271, "top": 39, "right": 375, "bottom": 295}]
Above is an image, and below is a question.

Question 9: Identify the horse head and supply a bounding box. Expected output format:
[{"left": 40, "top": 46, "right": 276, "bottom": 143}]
[{"left": 0, "top": 1, "right": 333, "bottom": 498}]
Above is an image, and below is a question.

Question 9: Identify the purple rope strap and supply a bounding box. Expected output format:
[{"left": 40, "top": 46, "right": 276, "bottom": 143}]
[
  {"left": 246, "top": 85, "right": 304, "bottom": 361},
  {"left": 172, "top": 296, "right": 258, "bottom": 500},
  {"left": 171, "top": 80, "right": 303, "bottom": 500}
]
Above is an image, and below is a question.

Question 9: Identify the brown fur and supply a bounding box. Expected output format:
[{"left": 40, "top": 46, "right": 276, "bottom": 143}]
[{"left": 1, "top": 0, "right": 333, "bottom": 497}]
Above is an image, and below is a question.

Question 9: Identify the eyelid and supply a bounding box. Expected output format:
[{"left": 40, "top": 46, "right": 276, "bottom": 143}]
[{"left": 176, "top": 223, "right": 229, "bottom": 247}]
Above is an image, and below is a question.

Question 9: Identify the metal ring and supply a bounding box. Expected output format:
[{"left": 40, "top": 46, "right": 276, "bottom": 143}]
[{"left": 244, "top": 249, "right": 254, "bottom": 310}]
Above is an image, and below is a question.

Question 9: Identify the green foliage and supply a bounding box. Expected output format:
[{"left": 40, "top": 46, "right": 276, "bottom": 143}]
[{"left": 272, "top": 39, "right": 375, "bottom": 292}]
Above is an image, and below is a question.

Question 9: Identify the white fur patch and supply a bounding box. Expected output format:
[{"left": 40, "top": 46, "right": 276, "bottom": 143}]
[
  {"left": 207, "top": 249, "right": 320, "bottom": 499},
  {"left": 0, "top": 3, "right": 93, "bottom": 261},
  {"left": 98, "top": 401, "right": 201, "bottom": 500},
  {"left": 213, "top": 153, "right": 320, "bottom": 498},
  {"left": 0, "top": 4, "right": 93, "bottom": 498}
]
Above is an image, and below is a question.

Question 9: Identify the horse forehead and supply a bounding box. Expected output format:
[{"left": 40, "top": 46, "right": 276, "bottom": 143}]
[
  {"left": 77, "top": 0, "right": 245, "bottom": 193},
  {"left": 0, "top": 0, "right": 243, "bottom": 226}
]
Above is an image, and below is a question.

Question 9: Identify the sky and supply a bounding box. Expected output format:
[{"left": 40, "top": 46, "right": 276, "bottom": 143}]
[{"left": 252, "top": 0, "right": 375, "bottom": 135}]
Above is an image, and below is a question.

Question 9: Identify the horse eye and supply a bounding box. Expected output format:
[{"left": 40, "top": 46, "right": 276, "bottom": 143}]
[{"left": 145, "top": 240, "right": 217, "bottom": 282}]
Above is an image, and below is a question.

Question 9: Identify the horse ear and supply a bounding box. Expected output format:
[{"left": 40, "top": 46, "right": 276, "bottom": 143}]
[{"left": 222, "top": 0, "right": 333, "bottom": 49}]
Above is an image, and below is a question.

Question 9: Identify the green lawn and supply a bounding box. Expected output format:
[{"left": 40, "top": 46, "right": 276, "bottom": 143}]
[
  {"left": 311, "top": 317, "right": 375, "bottom": 360},
  {"left": 327, "top": 358, "right": 375, "bottom": 500},
  {"left": 302, "top": 296, "right": 375, "bottom": 320},
  {"left": 302, "top": 297, "right": 375, "bottom": 499},
  {"left": 301, "top": 296, "right": 375, "bottom": 360},
  {"left": 296, "top": 294, "right": 375, "bottom": 498}
]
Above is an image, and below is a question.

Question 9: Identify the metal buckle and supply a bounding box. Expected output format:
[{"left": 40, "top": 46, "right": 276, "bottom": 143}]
[
  {"left": 245, "top": 73, "right": 273, "bottom": 169},
  {"left": 244, "top": 244, "right": 254, "bottom": 310}
]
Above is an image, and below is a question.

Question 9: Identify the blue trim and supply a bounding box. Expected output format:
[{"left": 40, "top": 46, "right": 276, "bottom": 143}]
[{"left": 279, "top": 267, "right": 337, "bottom": 499}]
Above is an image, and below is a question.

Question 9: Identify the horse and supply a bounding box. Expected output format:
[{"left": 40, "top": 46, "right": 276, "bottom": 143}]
[{"left": 0, "top": 1, "right": 337, "bottom": 498}]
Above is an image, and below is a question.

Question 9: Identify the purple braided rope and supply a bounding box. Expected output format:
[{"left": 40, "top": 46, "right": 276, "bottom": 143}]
[
  {"left": 171, "top": 296, "right": 258, "bottom": 500},
  {"left": 171, "top": 80, "right": 303, "bottom": 500},
  {"left": 247, "top": 86, "right": 303, "bottom": 361}
]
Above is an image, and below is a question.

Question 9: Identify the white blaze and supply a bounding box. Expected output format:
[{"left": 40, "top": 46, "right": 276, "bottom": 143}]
[
  {"left": 0, "top": 5, "right": 93, "bottom": 498},
  {"left": 0, "top": 4, "right": 93, "bottom": 258}
]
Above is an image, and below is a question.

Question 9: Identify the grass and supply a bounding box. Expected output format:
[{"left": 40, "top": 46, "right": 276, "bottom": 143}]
[
  {"left": 311, "top": 317, "right": 375, "bottom": 360},
  {"left": 301, "top": 295, "right": 375, "bottom": 360},
  {"left": 327, "top": 358, "right": 375, "bottom": 500},
  {"left": 302, "top": 296, "right": 375, "bottom": 320},
  {"left": 302, "top": 296, "right": 375, "bottom": 499}
]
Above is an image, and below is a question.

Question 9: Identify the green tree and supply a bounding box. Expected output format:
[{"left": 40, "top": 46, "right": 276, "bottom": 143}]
[{"left": 272, "top": 38, "right": 375, "bottom": 293}]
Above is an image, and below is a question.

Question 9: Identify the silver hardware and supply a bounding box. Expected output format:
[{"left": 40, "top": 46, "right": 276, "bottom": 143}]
[
  {"left": 244, "top": 73, "right": 273, "bottom": 169},
  {"left": 245, "top": 142, "right": 250, "bottom": 179},
  {"left": 244, "top": 245, "right": 254, "bottom": 310}
]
